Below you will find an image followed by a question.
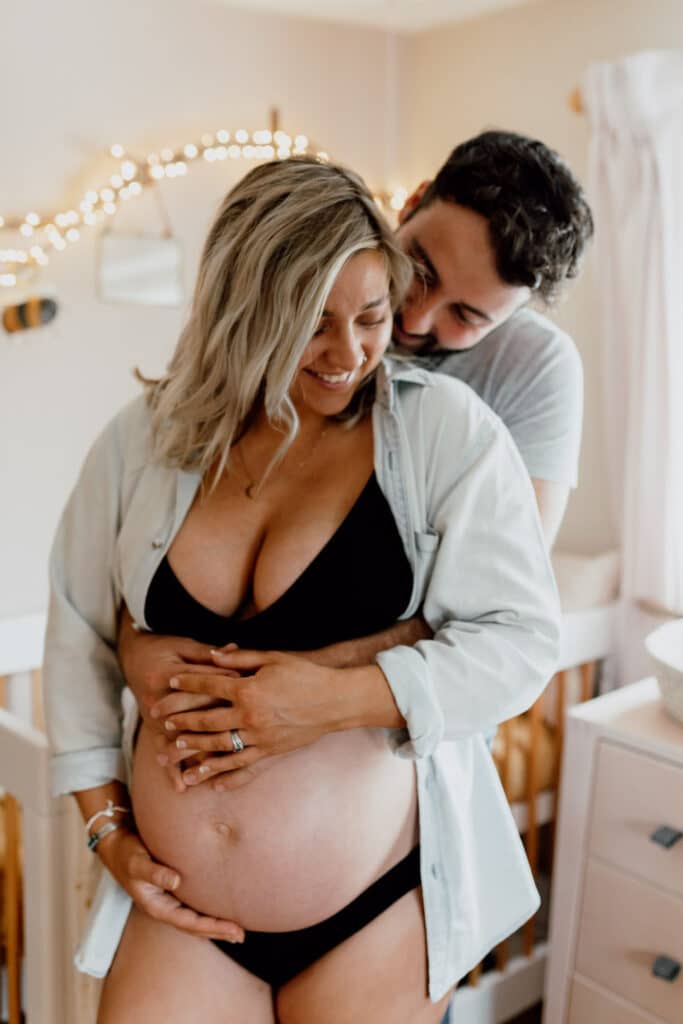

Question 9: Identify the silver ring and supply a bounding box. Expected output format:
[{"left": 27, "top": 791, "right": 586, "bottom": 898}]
[{"left": 230, "top": 729, "right": 245, "bottom": 753}]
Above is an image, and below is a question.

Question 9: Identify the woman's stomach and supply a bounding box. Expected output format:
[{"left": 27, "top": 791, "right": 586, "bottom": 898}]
[{"left": 131, "top": 721, "right": 417, "bottom": 932}]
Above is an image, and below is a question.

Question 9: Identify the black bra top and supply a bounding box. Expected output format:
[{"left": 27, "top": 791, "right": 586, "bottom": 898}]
[{"left": 144, "top": 473, "right": 413, "bottom": 651}]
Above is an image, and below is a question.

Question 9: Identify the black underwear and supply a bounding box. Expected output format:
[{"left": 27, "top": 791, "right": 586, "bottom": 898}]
[{"left": 211, "top": 845, "right": 421, "bottom": 988}]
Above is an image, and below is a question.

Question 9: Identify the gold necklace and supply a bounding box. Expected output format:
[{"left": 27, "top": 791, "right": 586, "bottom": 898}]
[{"left": 232, "top": 426, "right": 330, "bottom": 500}]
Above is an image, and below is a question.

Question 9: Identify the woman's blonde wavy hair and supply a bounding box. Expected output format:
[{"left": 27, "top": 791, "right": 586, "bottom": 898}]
[{"left": 138, "top": 156, "right": 412, "bottom": 489}]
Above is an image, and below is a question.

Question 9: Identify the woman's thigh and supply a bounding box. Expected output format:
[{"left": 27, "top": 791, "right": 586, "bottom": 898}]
[
  {"left": 276, "top": 888, "right": 453, "bottom": 1024},
  {"left": 97, "top": 906, "right": 275, "bottom": 1024}
]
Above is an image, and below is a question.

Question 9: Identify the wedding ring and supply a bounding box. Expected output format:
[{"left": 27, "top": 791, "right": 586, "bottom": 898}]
[{"left": 230, "top": 729, "right": 245, "bottom": 753}]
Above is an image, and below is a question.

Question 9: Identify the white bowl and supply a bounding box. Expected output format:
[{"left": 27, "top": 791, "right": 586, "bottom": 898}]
[{"left": 645, "top": 619, "right": 683, "bottom": 724}]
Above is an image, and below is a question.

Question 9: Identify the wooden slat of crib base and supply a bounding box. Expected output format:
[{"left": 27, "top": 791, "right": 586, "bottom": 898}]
[
  {"left": 581, "top": 661, "right": 596, "bottom": 703},
  {"left": 522, "top": 699, "right": 542, "bottom": 956},
  {"left": 4, "top": 795, "right": 22, "bottom": 1024},
  {"left": 495, "top": 939, "right": 508, "bottom": 972},
  {"left": 467, "top": 962, "right": 483, "bottom": 986},
  {"left": 31, "top": 669, "right": 44, "bottom": 734}
]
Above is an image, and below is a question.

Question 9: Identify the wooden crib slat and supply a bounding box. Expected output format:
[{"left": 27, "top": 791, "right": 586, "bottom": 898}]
[
  {"left": 580, "top": 660, "right": 596, "bottom": 703},
  {"left": 4, "top": 795, "right": 22, "bottom": 1024},
  {"left": 522, "top": 698, "right": 542, "bottom": 956}
]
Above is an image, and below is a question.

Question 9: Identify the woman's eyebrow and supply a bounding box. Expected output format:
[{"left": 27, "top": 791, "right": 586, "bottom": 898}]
[{"left": 321, "top": 295, "right": 389, "bottom": 316}]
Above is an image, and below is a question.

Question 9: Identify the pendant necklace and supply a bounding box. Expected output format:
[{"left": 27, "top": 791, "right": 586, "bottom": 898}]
[{"left": 233, "top": 426, "right": 330, "bottom": 500}]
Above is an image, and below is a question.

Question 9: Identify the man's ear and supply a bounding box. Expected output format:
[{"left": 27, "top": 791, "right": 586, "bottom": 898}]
[{"left": 398, "top": 181, "right": 431, "bottom": 225}]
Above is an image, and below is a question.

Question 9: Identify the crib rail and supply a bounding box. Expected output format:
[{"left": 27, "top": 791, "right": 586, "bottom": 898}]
[{"left": 459, "top": 655, "right": 600, "bottom": 1005}]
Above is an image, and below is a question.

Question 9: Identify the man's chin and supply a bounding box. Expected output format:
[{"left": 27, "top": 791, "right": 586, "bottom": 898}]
[{"left": 392, "top": 326, "right": 436, "bottom": 354}]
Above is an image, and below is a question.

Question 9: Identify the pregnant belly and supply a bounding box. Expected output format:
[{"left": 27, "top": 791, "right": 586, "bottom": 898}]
[{"left": 131, "top": 722, "right": 417, "bottom": 931}]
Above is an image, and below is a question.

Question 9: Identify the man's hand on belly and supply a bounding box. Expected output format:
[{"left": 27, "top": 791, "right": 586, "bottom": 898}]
[
  {"left": 146, "top": 649, "right": 407, "bottom": 792},
  {"left": 117, "top": 603, "right": 241, "bottom": 791}
]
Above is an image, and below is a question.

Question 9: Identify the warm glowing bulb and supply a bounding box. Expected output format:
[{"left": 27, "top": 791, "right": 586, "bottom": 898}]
[
  {"left": 100, "top": 188, "right": 115, "bottom": 202},
  {"left": 111, "top": 143, "right": 125, "bottom": 159},
  {"left": 85, "top": 190, "right": 98, "bottom": 204},
  {"left": 55, "top": 213, "right": 69, "bottom": 228},
  {"left": 0, "top": 216, "right": 5, "bottom": 227},
  {"left": 253, "top": 130, "right": 271, "bottom": 145},
  {"left": 84, "top": 212, "right": 97, "bottom": 225},
  {"left": 235, "top": 129, "right": 248, "bottom": 144},
  {"left": 295, "top": 135, "right": 308, "bottom": 149},
  {"left": 66, "top": 228, "right": 80, "bottom": 242},
  {"left": 26, "top": 212, "right": 41, "bottom": 226},
  {"left": 20, "top": 224, "right": 34, "bottom": 237},
  {"left": 110, "top": 174, "right": 124, "bottom": 189},
  {"left": 175, "top": 161, "right": 187, "bottom": 174},
  {"left": 203, "top": 148, "right": 217, "bottom": 162},
  {"left": 184, "top": 143, "right": 198, "bottom": 159},
  {"left": 201, "top": 133, "right": 214, "bottom": 147},
  {"left": 150, "top": 165, "right": 165, "bottom": 179},
  {"left": 104, "top": 202, "right": 117, "bottom": 215},
  {"left": 147, "top": 153, "right": 160, "bottom": 165},
  {"left": 276, "top": 146, "right": 291, "bottom": 159},
  {"left": 129, "top": 181, "right": 142, "bottom": 195},
  {"left": 264, "top": 145, "right": 275, "bottom": 159},
  {"left": 216, "top": 129, "right": 230, "bottom": 144},
  {"left": 0, "top": 274, "right": 17, "bottom": 287},
  {"left": 161, "top": 148, "right": 174, "bottom": 162},
  {"left": 228, "top": 145, "right": 241, "bottom": 159},
  {"left": 317, "top": 151, "right": 329, "bottom": 162},
  {"left": 215, "top": 146, "right": 227, "bottom": 160},
  {"left": 121, "top": 160, "right": 136, "bottom": 180}
]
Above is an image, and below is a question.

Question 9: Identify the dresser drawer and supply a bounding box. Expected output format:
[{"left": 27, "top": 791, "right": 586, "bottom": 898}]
[
  {"left": 589, "top": 741, "right": 683, "bottom": 897},
  {"left": 568, "top": 977, "right": 664, "bottom": 1024},
  {"left": 576, "top": 860, "right": 683, "bottom": 1023}
]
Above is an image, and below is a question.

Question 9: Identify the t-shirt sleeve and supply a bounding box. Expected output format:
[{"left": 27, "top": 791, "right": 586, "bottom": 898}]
[{"left": 495, "top": 328, "right": 584, "bottom": 488}]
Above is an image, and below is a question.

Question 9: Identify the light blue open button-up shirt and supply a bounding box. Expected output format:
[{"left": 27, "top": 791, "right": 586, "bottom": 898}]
[{"left": 43, "top": 358, "right": 561, "bottom": 1001}]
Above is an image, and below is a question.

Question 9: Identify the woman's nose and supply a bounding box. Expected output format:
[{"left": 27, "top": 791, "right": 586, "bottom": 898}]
[{"left": 327, "top": 325, "right": 365, "bottom": 368}]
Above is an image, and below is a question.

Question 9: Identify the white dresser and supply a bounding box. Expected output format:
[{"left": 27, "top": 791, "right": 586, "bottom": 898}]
[{"left": 543, "top": 678, "right": 683, "bottom": 1024}]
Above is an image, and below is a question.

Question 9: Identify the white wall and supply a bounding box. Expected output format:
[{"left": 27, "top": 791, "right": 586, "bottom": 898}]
[
  {"left": 0, "top": 0, "right": 402, "bottom": 619},
  {"left": 400, "top": 0, "right": 683, "bottom": 556},
  {"left": 3, "top": 0, "right": 680, "bottom": 620}
]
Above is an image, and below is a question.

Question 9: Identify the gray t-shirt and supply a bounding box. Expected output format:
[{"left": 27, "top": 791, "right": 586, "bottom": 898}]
[{"left": 417, "top": 308, "right": 583, "bottom": 488}]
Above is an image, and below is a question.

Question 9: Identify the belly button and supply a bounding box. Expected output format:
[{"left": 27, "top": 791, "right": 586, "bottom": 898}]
[{"left": 215, "top": 821, "right": 236, "bottom": 840}]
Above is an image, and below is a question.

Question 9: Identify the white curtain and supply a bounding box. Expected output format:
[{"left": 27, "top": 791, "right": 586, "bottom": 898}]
[{"left": 583, "top": 51, "right": 683, "bottom": 678}]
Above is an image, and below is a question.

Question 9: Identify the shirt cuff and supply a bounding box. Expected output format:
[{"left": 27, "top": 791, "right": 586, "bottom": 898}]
[
  {"left": 50, "top": 747, "right": 127, "bottom": 797},
  {"left": 375, "top": 646, "right": 445, "bottom": 758}
]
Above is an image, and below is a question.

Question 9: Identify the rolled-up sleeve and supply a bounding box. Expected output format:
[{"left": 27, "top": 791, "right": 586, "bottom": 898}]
[
  {"left": 43, "top": 416, "right": 128, "bottom": 796},
  {"left": 377, "top": 403, "right": 561, "bottom": 759}
]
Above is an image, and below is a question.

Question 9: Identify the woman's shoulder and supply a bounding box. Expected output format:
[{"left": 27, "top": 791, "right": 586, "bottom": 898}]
[
  {"left": 84, "top": 393, "right": 157, "bottom": 483},
  {"left": 388, "top": 362, "right": 503, "bottom": 445}
]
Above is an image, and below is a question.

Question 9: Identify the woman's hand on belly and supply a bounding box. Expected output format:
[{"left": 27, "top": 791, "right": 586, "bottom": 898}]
[
  {"left": 93, "top": 821, "right": 245, "bottom": 943},
  {"left": 148, "top": 648, "right": 406, "bottom": 792}
]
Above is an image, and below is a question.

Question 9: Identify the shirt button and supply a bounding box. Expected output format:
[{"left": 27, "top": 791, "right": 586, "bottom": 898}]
[{"left": 152, "top": 537, "right": 164, "bottom": 549}]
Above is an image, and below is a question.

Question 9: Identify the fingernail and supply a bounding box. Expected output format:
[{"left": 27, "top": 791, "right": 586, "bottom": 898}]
[
  {"left": 165, "top": 720, "right": 176, "bottom": 731},
  {"left": 199, "top": 764, "right": 210, "bottom": 774},
  {"left": 176, "top": 738, "right": 187, "bottom": 749},
  {"left": 169, "top": 875, "right": 181, "bottom": 890},
  {"left": 169, "top": 677, "right": 179, "bottom": 688},
  {"left": 157, "top": 754, "right": 169, "bottom": 766}
]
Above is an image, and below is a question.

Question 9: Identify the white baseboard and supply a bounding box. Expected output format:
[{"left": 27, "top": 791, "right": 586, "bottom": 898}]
[{"left": 447, "top": 943, "right": 547, "bottom": 1024}]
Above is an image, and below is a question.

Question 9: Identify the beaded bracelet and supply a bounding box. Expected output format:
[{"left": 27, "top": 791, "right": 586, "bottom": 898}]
[
  {"left": 87, "top": 820, "right": 125, "bottom": 852},
  {"left": 84, "top": 799, "right": 131, "bottom": 836}
]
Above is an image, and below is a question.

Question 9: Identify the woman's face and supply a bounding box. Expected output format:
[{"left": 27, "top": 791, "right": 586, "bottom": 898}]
[{"left": 292, "top": 249, "right": 392, "bottom": 419}]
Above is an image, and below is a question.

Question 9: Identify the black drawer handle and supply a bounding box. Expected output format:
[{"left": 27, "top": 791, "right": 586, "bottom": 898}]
[
  {"left": 649, "top": 826, "right": 683, "bottom": 849},
  {"left": 652, "top": 955, "right": 681, "bottom": 982}
]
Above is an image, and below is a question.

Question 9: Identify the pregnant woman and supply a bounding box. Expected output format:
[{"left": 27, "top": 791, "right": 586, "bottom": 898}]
[{"left": 43, "top": 156, "right": 560, "bottom": 1023}]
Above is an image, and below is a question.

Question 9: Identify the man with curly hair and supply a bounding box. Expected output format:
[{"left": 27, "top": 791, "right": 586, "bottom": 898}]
[{"left": 394, "top": 130, "right": 594, "bottom": 547}]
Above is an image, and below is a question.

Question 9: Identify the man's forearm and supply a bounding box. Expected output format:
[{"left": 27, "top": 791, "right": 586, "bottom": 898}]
[{"left": 301, "top": 615, "right": 433, "bottom": 669}]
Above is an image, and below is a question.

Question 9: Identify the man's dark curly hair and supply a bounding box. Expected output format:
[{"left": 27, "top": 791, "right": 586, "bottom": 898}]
[{"left": 418, "top": 130, "right": 594, "bottom": 302}]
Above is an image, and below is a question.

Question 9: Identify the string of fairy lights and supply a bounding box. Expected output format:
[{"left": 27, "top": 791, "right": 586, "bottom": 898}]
[{"left": 0, "top": 114, "right": 408, "bottom": 289}]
